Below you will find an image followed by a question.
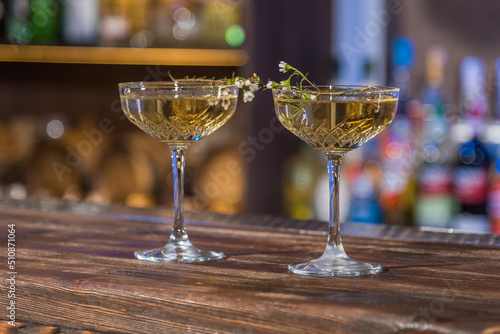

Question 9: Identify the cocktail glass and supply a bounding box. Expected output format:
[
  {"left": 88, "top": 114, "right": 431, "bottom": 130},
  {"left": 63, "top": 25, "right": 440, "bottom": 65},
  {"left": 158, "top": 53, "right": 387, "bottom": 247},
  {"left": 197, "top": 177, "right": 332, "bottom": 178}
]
[
  {"left": 119, "top": 80, "right": 238, "bottom": 262},
  {"left": 273, "top": 85, "right": 399, "bottom": 276}
]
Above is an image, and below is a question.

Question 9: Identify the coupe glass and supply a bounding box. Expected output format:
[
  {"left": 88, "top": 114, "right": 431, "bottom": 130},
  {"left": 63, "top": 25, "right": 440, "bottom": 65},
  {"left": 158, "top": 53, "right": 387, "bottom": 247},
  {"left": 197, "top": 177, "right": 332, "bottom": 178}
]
[
  {"left": 273, "top": 85, "right": 399, "bottom": 276},
  {"left": 119, "top": 80, "right": 238, "bottom": 262}
]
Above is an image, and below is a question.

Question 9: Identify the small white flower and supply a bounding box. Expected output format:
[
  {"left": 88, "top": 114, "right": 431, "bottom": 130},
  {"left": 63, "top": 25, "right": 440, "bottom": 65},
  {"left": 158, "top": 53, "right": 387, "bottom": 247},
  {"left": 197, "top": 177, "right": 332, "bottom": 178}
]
[
  {"left": 222, "top": 98, "right": 231, "bottom": 110},
  {"left": 245, "top": 79, "right": 252, "bottom": 86},
  {"left": 235, "top": 78, "right": 244, "bottom": 88},
  {"left": 248, "top": 83, "right": 259, "bottom": 92},
  {"left": 243, "top": 91, "right": 255, "bottom": 103},
  {"left": 279, "top": 61, "right": 287, "bottom": 73},
  {"left": 221, "top": 88, "right": 230, "bottom": 96},
  {"left": 209, "top": 99, "right": 218, "bottom": 106},
  {"left": 266, "top": 81, "right": 274, "bottom": 89}
]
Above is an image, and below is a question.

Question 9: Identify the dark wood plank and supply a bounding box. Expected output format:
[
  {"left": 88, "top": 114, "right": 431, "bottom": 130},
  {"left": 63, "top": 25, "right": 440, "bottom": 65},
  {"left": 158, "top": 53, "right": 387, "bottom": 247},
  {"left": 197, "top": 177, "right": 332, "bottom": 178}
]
[
  {"left": 0, "top": 321, "right": 107, "bottom": 334},
  {"left": 1, "top": 208, "right": 500, "bottom": 334}
]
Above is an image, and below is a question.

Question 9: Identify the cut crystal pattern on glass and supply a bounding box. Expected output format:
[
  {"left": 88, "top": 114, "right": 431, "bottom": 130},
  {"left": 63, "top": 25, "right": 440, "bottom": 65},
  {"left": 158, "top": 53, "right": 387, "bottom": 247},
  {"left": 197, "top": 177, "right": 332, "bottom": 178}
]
[{"left": 275, "top": 94, "right": 396, "bottom": 152}]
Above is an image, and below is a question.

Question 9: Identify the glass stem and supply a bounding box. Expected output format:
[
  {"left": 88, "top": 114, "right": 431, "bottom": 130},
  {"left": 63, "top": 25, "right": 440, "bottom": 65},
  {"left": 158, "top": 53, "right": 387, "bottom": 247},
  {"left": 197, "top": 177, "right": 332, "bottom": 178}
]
[
  {"left": 169, "top": 145, "right": 189, "bottom": 243},
  {"left": 326, "top": 152, "right": 345, "bottom": 248}
]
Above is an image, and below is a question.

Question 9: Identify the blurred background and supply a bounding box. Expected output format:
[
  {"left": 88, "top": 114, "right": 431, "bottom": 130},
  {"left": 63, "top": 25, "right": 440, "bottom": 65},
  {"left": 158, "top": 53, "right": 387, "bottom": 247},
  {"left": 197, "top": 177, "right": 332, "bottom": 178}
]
[{"left": 0, "top": 0, "right": 499, "bottom": 234}]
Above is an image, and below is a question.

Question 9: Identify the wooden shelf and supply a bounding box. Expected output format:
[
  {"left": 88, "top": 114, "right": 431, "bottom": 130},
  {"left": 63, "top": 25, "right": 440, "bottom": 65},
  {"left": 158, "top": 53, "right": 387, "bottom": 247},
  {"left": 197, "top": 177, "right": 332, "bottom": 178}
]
[{"left": 0, "top": 44, "right": 249, "bottom": 66}]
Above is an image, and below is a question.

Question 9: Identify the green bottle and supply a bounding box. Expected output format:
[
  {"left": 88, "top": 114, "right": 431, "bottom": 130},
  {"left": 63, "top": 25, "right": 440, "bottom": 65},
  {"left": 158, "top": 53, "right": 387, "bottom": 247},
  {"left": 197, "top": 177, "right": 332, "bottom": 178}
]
[
  {"left": 30, "top": 0, "right": 59, "bottom": 44},
  {"left": 5, "top": 0, "right": 32, "bottom": 44}
]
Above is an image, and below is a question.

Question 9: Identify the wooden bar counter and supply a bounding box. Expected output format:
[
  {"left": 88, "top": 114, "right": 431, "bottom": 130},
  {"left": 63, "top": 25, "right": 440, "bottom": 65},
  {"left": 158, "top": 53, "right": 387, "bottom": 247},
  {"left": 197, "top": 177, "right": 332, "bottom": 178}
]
[{"left": 1, "top": 198, "right": 500, "bottom": 334}]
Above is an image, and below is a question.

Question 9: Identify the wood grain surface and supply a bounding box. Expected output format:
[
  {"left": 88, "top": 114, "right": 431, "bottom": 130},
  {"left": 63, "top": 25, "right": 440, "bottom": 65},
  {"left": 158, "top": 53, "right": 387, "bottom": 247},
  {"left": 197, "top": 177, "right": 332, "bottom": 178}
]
[{"left": 1, "top": 206, "right": 500, "bottom": 334}]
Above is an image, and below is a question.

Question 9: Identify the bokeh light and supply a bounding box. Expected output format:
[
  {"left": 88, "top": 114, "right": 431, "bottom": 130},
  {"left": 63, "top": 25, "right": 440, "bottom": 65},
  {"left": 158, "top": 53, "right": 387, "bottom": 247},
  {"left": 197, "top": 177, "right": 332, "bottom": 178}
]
[
  {"left": 460, "top": 141, "right": 475, "bottom": 158},
  {"left": 172, "top": 7, "right": 195, "bottom": 41},
  {"left": 46, "top": 119, "right": 65, "bottom": 139},
  {"left": 423, "top": 139, "right": 439, "bottom": 157},
  {"left": 386, "top": 141, "right": 403, "bottom": 160},
  {"left": 225, "top": 24, "right": 245, "bottom": 47}
]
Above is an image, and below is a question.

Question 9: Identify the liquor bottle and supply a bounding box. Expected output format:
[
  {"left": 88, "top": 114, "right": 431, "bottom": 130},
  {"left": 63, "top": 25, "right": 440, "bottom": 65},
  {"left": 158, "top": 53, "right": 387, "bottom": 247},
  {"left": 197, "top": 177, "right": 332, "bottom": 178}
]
[
  {"left": 30, "top": 0, "right": 60, "bottom": 45},
  {"left": 414, "top": 46, "right": 456, "bottom": 229},
  {"left": 99, "top": 0, "right": 131, "bottom": 47},
  {"left": 61, "top": 0, "right": 98, "bottom": 46},
  {"left": 127, "top": 0, "right": 152, "bottom": 48},
  {"left": 150, "top": 0, "right": 173, "bottom": 47},
  {"left": 486, "top": 57, "right": 500, "bottom": 233},
  {"left": 0, "top": 0, "right": 7, "bottom": 42},
  {"left": 201, "top": 0, "right": 240, "bottom": 47},
  {"left": 283, "top": 143, "right": 322, "bottom": 220},
  {"left": 345, "top": 158, "right": 382, "bottom": 224},
  {"left": 5, "top": 0, "right": 31, "bottom": 44},
  {"left": 92, "top": 140, "right": 157, "bottom": 207},
  {"left": 28, "top": 138, "right": 85, "bottom": 199},
  {"left": 488, "top": 157, "right": 500, "bottom": 234},
  {"left": 452, "top": 57, "right": 490, "bottom": 232},
  {"left": 0, "top": 116, "right": 37, "bottom": 199},
  {"left": 379, "top": 37, "right": 418, "bottom": 226},
  {"left": 28, "top": 115, "right": 98, "bottom": 199},
  {"left": 193, "top": 146, "right": 247, "bottom": 214}
]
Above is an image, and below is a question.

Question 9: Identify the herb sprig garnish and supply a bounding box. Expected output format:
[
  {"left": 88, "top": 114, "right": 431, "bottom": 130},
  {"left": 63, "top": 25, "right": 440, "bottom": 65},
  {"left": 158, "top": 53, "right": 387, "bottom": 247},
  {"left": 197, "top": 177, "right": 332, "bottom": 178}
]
[
  {"left": 266, "top": 61, "right": 319, "bottom": 93},
  {"left": 267, "top": 61, "right": 381, "bottom": 99},
  {"left": 264, "top": 61, "right": 322, "bottom": 118},
  {"left": 167, "top": 71, "right": 263, "bottom": 110},
  {"left": 169, "top": 61, "right": 381, "bottom": 108},
  {"left": 169, "top": 71, "right": 264, "bottom": 104}
]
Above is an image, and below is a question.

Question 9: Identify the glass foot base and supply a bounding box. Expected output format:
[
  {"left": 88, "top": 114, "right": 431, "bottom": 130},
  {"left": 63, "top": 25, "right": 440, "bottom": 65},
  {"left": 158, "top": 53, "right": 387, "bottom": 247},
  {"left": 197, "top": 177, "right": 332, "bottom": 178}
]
[
  {"left": 134, "top": 240, "right": 224, "bottom": 263},
  {"left": 288, "top": 258, "right": 381, "bottom": 277}
]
